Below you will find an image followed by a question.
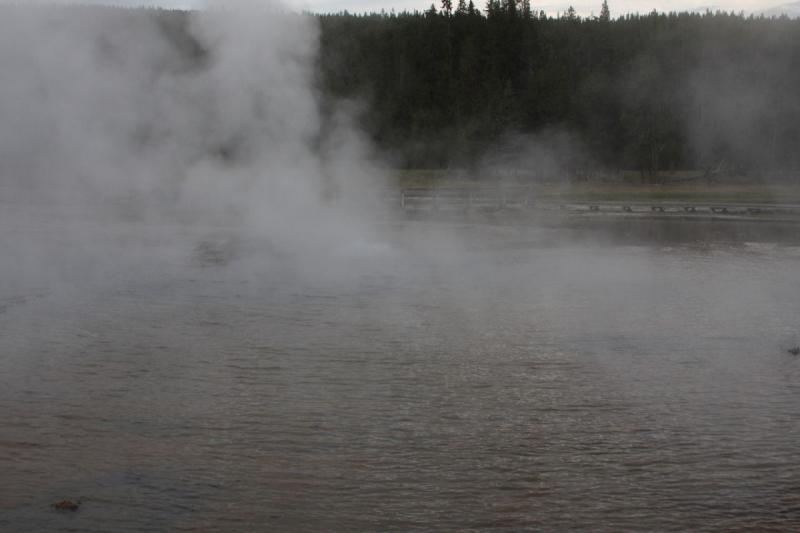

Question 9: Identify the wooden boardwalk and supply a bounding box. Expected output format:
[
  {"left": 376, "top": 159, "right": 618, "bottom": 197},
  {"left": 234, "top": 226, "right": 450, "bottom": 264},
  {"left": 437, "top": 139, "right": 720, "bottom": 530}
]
[{"left": 398, "top": 187, "right": 800, "bottom": 219}]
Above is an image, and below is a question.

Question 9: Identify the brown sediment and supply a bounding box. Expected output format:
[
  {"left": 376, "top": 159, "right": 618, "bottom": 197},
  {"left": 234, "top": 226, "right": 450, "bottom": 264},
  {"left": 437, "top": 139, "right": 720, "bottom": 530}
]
[{"left": 52, "top": 500, "right": 80, "bottom": 511}]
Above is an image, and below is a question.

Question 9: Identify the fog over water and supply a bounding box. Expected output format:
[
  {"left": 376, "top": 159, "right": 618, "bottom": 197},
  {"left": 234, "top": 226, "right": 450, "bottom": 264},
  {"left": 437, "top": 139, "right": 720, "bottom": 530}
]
[
  {"left": 1, "top": 2, "right": 800, "bottom": 531},
  {"left": 0, "top": 1, "right": 387, "bottom": 287}
]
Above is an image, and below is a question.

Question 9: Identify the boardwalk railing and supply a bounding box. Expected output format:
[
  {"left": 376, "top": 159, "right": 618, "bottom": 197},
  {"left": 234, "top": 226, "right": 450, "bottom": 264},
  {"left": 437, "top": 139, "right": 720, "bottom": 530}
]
[
  {"left": 399, "top": 187, "right": 800, "bottom": 218},
  {"left": 401, "top": 187, "right": 535, "bottom": 211}
]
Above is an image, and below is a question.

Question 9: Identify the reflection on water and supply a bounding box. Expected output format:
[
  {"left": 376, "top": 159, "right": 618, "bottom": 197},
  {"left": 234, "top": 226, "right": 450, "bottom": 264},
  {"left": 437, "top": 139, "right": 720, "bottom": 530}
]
[{"left": 1, "top": 219, "right": 800, "bottom": 531}]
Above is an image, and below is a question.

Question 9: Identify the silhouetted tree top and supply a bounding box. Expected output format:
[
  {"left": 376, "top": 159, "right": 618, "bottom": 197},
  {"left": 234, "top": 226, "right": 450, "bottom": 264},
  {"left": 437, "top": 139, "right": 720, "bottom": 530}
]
[{"left": 599, "top": 0, "right": 610, "bottom": 21}]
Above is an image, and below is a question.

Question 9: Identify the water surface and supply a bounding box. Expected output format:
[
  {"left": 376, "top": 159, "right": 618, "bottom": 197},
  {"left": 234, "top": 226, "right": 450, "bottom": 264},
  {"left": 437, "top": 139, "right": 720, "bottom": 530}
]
[{"left": 2, "top": 217, "right": 799, "bottom": 531}]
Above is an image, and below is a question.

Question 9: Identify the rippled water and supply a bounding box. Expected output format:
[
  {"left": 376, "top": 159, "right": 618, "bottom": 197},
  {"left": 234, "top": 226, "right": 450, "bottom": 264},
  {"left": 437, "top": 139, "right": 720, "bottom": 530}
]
[{"left": 2, "top": 216, "right": 800, "bottom": 531}]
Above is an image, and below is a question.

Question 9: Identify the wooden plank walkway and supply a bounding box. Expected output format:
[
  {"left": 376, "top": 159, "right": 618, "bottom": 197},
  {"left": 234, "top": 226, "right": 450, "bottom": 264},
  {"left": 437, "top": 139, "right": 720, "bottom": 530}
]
[{"left": 398, "top": 187, "right": 800, "bottom": 218}]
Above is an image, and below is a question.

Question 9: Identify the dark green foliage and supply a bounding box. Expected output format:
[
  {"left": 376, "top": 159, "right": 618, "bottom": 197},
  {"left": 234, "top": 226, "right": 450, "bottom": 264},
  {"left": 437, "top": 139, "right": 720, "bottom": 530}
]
[
  {"left": 318, "top": 10, "right": 800, "bottom": 177},
  {"left": 7, "top": 6, "right": 796, "bottom": 177},
  {"left": 599, "top": 1, "right": 610, "bottom": 22}
]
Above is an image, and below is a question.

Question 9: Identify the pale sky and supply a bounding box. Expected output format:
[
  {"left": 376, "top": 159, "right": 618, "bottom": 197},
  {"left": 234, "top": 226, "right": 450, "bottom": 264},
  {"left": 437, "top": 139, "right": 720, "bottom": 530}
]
[{"left": 34, "top": 0, "right": 798, "bottom": 17}]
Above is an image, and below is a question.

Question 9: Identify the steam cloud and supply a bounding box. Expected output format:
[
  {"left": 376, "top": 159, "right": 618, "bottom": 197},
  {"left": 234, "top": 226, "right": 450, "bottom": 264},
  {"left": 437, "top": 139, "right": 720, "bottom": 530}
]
[{"left": 0, "top": 2, "right": 387, "bottom": 287}]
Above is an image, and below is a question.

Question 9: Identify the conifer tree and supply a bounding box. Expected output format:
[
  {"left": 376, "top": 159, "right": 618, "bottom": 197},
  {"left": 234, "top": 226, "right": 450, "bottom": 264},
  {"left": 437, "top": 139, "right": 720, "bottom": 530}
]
[
  {"left": 521, "top": 0, "right": 532, "bottom": 19},
  {"left": 566, "top": 5, "right": 577, "bottom": 19},
  {"left": 599, "top": 0, "right": 610, "bottom": 21}
]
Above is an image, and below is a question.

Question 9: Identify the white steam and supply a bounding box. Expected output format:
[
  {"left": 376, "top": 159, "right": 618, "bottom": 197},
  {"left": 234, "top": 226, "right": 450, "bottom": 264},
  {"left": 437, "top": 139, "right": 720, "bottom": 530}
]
[{"left": 0, "top": 3, "right": 386, "bottom": 286}]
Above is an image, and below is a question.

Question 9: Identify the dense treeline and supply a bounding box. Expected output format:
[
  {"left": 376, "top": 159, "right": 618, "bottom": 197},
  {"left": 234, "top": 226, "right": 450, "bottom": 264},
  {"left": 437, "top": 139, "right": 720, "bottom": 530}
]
[
  {"left": 318, "top": 8, "right": 800, "bottom": 179},
  {"left": 3, "top": 5, "right": 798, "bottom": 180}
]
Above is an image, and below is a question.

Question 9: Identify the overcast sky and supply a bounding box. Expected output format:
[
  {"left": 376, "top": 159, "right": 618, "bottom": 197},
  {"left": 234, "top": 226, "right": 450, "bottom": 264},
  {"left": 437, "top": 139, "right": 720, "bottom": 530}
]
[{"left": 28, "top": 0, "right": 796, "bottom": 18}]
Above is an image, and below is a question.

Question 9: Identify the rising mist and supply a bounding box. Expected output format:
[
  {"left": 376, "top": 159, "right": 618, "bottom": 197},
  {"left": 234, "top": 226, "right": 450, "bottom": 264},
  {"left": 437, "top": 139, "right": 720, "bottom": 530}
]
[{"left": 0, "top": 2, "right": 390, "bottom": 291}]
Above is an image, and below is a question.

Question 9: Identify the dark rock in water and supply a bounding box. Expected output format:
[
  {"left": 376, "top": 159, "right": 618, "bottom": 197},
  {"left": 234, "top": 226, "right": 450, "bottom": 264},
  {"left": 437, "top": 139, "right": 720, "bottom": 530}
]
[
  {"left": 52, "top": 500, "right": 80, "bottom": 511},
  {"left": 788, "top": 346, "right": 800, "bottom": 356}
]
